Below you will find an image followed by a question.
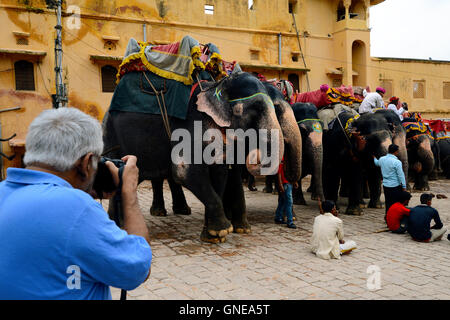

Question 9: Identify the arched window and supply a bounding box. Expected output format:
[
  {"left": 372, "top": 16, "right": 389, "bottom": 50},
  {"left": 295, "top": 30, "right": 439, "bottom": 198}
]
[
  {"left": 349, "top": 0, "right": 366, "bottom": 20},
  {"left": 288, "top": 73, "right": 299, "bottom": 93},
  {"left": 14, "top": 60, "right": 35, "bottom": 91},
  {"left": 101, "top": 65, "right": 118, "bottom": 93}
]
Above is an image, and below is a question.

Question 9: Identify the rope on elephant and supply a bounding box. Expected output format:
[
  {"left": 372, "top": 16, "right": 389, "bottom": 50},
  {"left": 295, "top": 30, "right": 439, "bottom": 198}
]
[{"left": 143, "top": 72, "right": 172, "bottom": 139}]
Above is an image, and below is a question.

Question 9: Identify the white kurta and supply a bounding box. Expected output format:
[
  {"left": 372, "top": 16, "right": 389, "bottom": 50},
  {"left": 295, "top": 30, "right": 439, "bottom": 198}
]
[
  {"left": 387, "top": 103, "right": 404, "bottom": 120},
  {"left": 311, "top": 212, "right": 344, "bottom": 260},
  {"left": 358, "top": 92, "right": 385, "bottom": 114}
]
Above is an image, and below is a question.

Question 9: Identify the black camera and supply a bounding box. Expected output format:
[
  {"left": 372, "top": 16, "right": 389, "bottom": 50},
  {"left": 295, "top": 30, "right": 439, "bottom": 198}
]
[{"left": 92, "top": 156, "right": 125, "bottom": 198}]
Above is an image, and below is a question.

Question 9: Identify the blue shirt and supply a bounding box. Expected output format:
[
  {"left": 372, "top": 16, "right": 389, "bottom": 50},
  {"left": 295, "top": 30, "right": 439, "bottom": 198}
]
[
  {"left": 408, "top": 204, "right": 443, "bottom": 241},
  {"left": 373, "top": 153, "right": 406, "bottom": 188},
  {"left": 0, "top": 168, "right": 152, "bottom": 300}
]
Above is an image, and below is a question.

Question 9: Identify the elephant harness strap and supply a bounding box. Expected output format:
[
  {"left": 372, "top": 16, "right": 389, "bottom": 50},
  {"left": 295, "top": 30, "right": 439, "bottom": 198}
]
[{"left": 142, "top": 72, "right": 172, "bottom": 140}]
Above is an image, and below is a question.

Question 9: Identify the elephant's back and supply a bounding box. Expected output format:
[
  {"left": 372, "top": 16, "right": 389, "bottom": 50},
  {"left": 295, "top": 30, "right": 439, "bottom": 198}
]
[{"left": 103, "top": 111, "right": 173, "bottom": 180}]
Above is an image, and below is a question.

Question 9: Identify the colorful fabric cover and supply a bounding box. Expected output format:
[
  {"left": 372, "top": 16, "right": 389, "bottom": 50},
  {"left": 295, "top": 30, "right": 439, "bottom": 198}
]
[
  {"left": 295, "top": 85, "right": 361, "bottom": 108},
  {"left": 109, "top": 70, "right": 191, "bottom": 120},
  {"left": 117, "top": 36, "right": 204, "bottom": 85}
]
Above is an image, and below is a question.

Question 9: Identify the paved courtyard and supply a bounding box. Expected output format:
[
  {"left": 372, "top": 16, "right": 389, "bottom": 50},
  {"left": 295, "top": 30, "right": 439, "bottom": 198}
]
[{"left": 108, "top": 177, "right": 450, "bottom": 300}]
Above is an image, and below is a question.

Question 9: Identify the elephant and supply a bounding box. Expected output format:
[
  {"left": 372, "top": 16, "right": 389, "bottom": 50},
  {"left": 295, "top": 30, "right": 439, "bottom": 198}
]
[
  {"left": 103, "top": 70, "right": 299, "bottom": 243},
  {"left": 401, "top": 117, "right": 435, "bottom": 191},
  {"left": 437, "top": 137, "right": 450, "bottom": 179},
  {"left": 323, "top": 112, "right": 393, "bottom": 215},
  {"left": 289, "top": 102, "right": 324, "bottom": 205},
  {"left": 375, "top": 109, "right": 409, "bottom": 189}
]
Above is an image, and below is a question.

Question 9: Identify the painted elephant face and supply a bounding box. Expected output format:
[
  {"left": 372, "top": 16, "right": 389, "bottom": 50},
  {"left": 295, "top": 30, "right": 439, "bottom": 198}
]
[
  {"left": 353, "top": 113, "right": 392, "bottom": 158},
  {"left": 196, "top": 72, "right": 284, "bottom": 176}
]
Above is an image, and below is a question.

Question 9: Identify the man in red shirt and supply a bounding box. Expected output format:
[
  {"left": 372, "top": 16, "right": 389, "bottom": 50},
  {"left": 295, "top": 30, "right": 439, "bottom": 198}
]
[{"left": 386, "top": 191, "right": 412, "bottom": 234}]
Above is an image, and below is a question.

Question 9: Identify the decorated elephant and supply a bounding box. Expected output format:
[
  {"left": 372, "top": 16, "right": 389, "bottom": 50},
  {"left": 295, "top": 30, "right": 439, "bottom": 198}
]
[
  {"left": 104, "top": 68, "right": 303, "bottom": 243},
  {"left": 323, "top": 112, "right": 393, "bottom": 215},
  {"left": 402, "top": 118, "right": 435, "bottom": 190},
  {"left": 289, "top": 102, "right": 324, "bottom": 204},
  {"left": 437, "top": 137, "right": 450, "bottom": 179}
]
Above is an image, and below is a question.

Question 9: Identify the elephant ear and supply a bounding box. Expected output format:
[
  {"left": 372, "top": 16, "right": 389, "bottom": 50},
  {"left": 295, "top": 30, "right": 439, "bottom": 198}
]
[{"left": 196, "top": 81, "right": 232, "bottom": 128}]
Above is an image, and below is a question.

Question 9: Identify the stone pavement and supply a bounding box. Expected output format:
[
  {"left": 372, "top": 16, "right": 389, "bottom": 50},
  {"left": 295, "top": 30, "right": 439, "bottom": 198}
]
[{"left": 109, "top": 177, "right": 450, "bottom": 300}]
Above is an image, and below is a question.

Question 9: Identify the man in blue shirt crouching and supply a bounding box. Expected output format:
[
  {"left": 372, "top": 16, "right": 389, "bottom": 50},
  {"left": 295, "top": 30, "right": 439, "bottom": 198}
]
[{"left": 0, "top": 107, "right": 152, "bottom": 299}]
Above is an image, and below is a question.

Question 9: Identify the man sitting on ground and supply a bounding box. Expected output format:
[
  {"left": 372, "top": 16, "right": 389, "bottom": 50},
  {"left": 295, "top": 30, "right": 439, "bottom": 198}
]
[
  {"left": 386, "top": 191, "right": 411, "bottom": 234},
  {"left": 311, "top": 200, "right": 357, "bottom": 260},
  {"left": 408, "top": 193, "right": 447, "bottom": 242}
]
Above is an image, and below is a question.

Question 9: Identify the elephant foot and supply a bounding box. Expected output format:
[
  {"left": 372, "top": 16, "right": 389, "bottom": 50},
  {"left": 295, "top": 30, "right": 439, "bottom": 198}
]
[
  {"left": 345, "top": 205, "right": 363, "bottom": 216},
  {"left": 368, "top": 200, "right": 383, "bottom": 209},
  {"left": 413, "top": 184, "right": 430, "bottom": 191},
  {"left": 207, "top": 216, "right": 233, "bottom": 238},
  {"left": 263, "top": 187, "right": 273, "bottom": 193},
  {"left": 359, "top": 199, "right": 366, "bottom": 209},
  {"left": 173, "top": 205, "right": 192, "bottom": 215},
  {"left": 233, "top": 220, "right": 251, "bottom": 234},
  {"left": 293, "top": 198, "right": 307, "bottom": 205},
  {"left": 248, "top": 186, "right": 258, "bottom": 192},
  {"left": 311, "top": 193, "right": 324, "bottom": 201},
  {"left": 200, "top": 228, "right": 226, "bottom": 244},
  {"left": 150, "top": 206, "right": 167, "bottom": 217}
]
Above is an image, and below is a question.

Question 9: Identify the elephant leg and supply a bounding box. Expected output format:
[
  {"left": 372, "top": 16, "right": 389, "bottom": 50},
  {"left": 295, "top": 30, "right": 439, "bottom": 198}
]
[
  {"left": 293, "top": 178, "right": 307, "bottom": 205},
  {"left": 362, "top": 179, "right": 370, "bottom": 199},
  {"left": 367, "top": 167, "right": 383, "bottom": 209},
  {"left": 167, "top": 177, "right": 191, "bottom": 215},
  {"left": 263, "top": 175, "right": 274, "bottom": 193},
  {"left": 150, "top": 178, "right": 167, "bottom": 216},
  {"left": 345, "top": 162, "right": 363, "bottom": 215},
  {"left": 339, "top": 177, "right": 349, "bottom": 198},
  {"left": 324, "top": 168, "right": 340, "bottom": 208},
  {"left": 306, "top": 180, "right": 313, "bottom": 193},
  {"left": 107, "top": 192, "right": 124, "bottom": 227},
  {"left": 175, "top": 164, "right": 233, "bottom": 243},
  {"left": 223, "top": 165, "right": 251, "bottom": 234}
]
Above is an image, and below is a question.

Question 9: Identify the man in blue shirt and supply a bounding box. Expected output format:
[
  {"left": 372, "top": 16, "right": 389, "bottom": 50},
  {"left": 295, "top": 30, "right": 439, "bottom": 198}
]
[
  {"left": 374, "top": 144, "right": 407, "bottom": 217},
  {"left": 0, "top": 108, "right": 152, "bottom": 300},
  {"left": 408, "top": 193, "right": 447, "bottom": 242}
]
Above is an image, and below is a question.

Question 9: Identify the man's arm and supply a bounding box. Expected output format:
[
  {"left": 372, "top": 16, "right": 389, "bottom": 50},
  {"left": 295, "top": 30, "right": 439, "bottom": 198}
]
[
  {"left": 395, "top": 160, "right": 407, "bottom": 189},
  {"left": 430, "top": 208, "right": 444, "bottom": 230},
  {"left": 373, "top": 155, "right": 380, "bottom": 167},
  {"left": 120, "top": 156, "right": 151, "bottom": 245},
  {"left": 277, "top": 171, "right": 284, "bottom": 193},
  {"left": 337, "top": 219, "right": 344, "bottom": 242}
]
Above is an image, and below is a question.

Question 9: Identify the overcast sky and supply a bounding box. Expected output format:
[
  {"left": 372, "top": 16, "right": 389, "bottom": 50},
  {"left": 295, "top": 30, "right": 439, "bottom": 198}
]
[{"left": 370, "top": 0, "right": 450, "bottom": 61}]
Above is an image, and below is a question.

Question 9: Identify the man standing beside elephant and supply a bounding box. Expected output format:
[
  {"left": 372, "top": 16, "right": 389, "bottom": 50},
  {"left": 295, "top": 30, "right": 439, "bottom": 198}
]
[{"left": 374, "top": 144, "right": 407, "bottom": 217}]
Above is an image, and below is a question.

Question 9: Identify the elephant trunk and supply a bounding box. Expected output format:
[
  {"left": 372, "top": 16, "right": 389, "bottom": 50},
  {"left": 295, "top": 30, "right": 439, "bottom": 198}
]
[
  {"left": 393, "top": 127, "right": 409, "bottom": 185},
  {"left": 278, "top": 104, "right": 302, "bottom": 183},
  {"left": 307, "top": 131, "right": 324, "bottom": 200},
  {"left": 246, "top": 108, "right": 285, "bottom": 177},
  {"left": 417, "top": 137, "right": 435, "bottom": 175}
]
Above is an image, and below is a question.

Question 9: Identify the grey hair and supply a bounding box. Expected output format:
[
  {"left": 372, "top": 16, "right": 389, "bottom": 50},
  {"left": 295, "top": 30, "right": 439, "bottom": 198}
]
[{"left": 23, "top": 107, "right": 103, "bottom": 172}]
